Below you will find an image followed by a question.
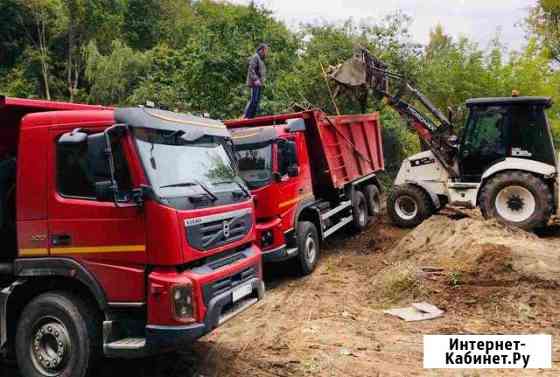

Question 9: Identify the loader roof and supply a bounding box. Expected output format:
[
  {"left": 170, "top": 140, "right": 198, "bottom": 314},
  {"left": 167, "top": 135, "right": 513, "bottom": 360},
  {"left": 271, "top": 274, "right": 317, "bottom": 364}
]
[{"left": 465, "top": 96, "right": 552, "bottom": 108}]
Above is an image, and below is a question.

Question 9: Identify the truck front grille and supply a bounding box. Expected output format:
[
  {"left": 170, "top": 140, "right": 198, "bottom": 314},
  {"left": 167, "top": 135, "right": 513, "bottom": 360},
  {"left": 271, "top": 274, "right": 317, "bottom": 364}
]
[
  {"left": 185, "top": 208, "right": 252, "bottom": 251},
  {"left": 202, "top": 266, "right": 257, "bottom": 306}
]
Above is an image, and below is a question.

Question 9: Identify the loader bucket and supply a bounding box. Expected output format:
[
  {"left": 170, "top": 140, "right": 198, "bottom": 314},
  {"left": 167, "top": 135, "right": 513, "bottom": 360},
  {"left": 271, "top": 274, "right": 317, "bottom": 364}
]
[{"left": 329, "top": 56, "right": 367, "bottom": 87}]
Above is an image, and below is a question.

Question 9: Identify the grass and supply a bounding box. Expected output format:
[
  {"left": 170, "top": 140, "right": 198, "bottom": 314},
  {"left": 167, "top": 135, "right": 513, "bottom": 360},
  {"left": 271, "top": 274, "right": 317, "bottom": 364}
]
[{"left": 373, "top": 263, "right": 426, "bottom": 305}]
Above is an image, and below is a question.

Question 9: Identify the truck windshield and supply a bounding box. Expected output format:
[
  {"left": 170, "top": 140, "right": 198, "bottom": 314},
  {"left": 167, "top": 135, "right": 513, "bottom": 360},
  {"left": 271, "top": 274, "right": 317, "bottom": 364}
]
[
  {"left": 234, "top": 144, "right": 273, "bottom": 189},
  {"left": 134, "top": 127, "right": 242, "bottom": 201}
]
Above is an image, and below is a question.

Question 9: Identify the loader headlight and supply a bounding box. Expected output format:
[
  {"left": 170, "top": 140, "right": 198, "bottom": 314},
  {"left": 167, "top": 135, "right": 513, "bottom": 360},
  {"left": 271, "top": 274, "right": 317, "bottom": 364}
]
[{"left": 171, "top": 282, "right": 196, "bottom": 323}]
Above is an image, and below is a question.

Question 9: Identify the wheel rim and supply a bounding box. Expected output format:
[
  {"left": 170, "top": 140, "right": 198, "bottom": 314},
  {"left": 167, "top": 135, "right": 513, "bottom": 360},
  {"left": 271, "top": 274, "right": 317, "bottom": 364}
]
[
  {"left": 304, "top": 235, "right": 317, "bottom": 265},
  {"left": 30, "top": 317, "right": 72, "bottom": 376},
  {"left": 371, "top": 192, "right": 381, "bottom": 215},
  {"left": 358, "top": 200, "right": 368, "bottom": 226},
  {"left": 395, "top": 195, "right": 418, "bottom": 220},
  {"left": 495, "top": 185, "right": 536, "bottom": 223}
]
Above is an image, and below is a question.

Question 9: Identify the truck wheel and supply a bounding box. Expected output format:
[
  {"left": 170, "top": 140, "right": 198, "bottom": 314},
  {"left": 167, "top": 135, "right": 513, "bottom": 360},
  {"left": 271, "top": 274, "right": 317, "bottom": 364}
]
[
  {"left": 15, "top": 291, "right": 101, "bottom": 377},
  {"left": 479, "top": 171, "right": 553, "bottom": 230},
  {"left": 296, "top": 221, "right": 320, "bottom": 275},
  {"left": 363, "top": 184, "right": 381, "bottom": 220},
  {"left": 351, "top": 190, "right": 369, "bottom": 231},
  {"left": 387, "top": 184, "right": 434, "bottom": 228}
]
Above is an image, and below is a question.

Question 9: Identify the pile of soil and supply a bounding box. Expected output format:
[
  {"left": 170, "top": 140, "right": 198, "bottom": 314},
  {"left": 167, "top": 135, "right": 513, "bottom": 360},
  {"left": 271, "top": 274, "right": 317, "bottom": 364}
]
[{"left": 388, "top": 215, "right": 560, "bottom": 283}]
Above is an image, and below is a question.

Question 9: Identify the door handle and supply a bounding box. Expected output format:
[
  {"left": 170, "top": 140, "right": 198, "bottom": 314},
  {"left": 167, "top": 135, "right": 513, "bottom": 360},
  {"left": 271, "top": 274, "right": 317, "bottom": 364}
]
[{"left": 51, "top": 234, "right": 72, "bottom": 246}]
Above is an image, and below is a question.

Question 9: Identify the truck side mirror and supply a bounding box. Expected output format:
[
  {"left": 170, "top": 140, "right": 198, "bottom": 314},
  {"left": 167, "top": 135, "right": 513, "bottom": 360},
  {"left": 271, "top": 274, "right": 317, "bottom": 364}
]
[
  {"left": 87, "top": 133, "right": 111, "bottom": 180},
  {"left": 287, "top": 165, "right": 299, "bottom": 177},
  {"left": 59, "top": 129, "right": 88, "bottom": 144},
  {"left": 95, "top": 180, "right": 116, "bottom": 202}
]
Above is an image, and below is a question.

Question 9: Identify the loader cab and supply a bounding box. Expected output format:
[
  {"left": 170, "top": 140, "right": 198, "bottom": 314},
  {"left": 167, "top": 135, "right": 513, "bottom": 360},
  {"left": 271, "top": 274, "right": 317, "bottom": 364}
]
[{"left": 459, "top": 97, "right": 555, "bottom": 182}]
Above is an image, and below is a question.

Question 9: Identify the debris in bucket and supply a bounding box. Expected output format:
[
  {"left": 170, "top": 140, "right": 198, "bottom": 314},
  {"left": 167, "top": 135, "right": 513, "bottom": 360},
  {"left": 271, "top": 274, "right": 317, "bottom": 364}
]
[{"left": 384, "top": 302, "right": 444, "bottom": 322}]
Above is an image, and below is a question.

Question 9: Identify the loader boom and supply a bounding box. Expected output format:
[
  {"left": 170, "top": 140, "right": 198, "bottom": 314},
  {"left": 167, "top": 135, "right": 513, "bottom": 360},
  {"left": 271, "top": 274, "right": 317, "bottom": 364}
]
[{"left": 330, "top": 47, "right": 459, "bottom": 176}]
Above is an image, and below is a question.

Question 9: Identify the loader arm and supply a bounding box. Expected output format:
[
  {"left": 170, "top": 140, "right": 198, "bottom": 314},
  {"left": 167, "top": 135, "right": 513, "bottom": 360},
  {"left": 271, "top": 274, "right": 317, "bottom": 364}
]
[{"left": 329, "top": 47, "right": 459, "bottom": 176}]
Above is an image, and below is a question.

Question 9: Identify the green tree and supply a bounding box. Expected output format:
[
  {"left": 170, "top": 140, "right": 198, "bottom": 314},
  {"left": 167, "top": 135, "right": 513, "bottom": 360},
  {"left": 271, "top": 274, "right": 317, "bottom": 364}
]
[
  {"left": 84, "top": 39, "right": 150, "bottom": 104},
  {"left": 16, "top": 0, "right": 65, "bottom": 100},
  {"left": 527, "top": 0, "right": 560, "bottom": 63}
]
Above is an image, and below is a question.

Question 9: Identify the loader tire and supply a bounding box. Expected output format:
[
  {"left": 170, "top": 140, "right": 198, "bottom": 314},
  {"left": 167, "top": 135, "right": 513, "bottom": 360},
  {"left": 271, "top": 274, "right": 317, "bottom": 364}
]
[
  {"left": 15, "top": 291, "right": 101, "bottom": 377},
  {"left": 388, "top": 184, "right": 434, "bottom": 228},
  {"left": 363, "top": 184, "right": 381, "bottom": 221},
  {"left": 479, "top": 171, "right": 553, "bottom": 230}
]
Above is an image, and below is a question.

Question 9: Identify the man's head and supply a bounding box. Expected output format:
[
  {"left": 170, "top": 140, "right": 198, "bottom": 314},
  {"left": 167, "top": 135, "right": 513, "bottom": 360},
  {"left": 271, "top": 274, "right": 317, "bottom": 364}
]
[{"left": 257, "top": 43, "right": 269, "bottom": 58}]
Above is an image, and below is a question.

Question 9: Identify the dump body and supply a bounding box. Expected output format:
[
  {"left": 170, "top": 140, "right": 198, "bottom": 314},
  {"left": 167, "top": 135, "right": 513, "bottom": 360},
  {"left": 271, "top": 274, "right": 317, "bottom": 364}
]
[
  {"left": 0, "top": 96, "right": 263, "bottom": 376},
  {"left": 226, "top": 110, "right": 383, "bottom": 267},
  {"left": 307, "top": 112, "right": 384, "bottom": 194},
  {"left": 227, "top": 110, "right": 383, "bottom": 194}
]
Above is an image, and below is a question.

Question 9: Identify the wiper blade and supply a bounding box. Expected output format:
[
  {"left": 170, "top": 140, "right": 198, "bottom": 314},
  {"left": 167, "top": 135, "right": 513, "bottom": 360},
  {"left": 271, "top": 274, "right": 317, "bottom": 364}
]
[
  {"left": 160, "top": 182, "right": 197, "bottom": 188},
  {"left": 233, "top": 178, "right": 251, "bottom": 197},
  {"left": 212, "top": 179, "right": 251, "bottom": 198},
  {"left": 160, "top": 180, "right": 218, "bottom": 201}
]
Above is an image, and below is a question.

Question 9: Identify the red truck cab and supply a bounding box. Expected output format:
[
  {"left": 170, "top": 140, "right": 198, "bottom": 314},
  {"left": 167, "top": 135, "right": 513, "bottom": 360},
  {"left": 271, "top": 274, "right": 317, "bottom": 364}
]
[
  {"left": 0, "top": 97, "right": 263, "bottom": 377},
  {"left": 226, "top": 110, "right": 383, "bottom": 274}
]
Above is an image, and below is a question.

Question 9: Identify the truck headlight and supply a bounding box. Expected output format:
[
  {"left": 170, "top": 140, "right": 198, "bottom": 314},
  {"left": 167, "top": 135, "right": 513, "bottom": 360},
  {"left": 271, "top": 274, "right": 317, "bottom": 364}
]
[
  {"left": 171, "top": 283, "right": 196, "bottom": 323},
  {"left": 260, "top": 230, "right": 274, "bottom": 248}
]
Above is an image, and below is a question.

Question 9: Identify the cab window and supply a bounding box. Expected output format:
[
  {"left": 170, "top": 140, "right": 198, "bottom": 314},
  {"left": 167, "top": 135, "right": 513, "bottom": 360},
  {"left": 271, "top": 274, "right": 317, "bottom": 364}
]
[
  {"left": 57, "top": 136, "right": 132, "bottom": 200},
  {"left": 277, "top": 140, "right": 298, "bottom": 176}
]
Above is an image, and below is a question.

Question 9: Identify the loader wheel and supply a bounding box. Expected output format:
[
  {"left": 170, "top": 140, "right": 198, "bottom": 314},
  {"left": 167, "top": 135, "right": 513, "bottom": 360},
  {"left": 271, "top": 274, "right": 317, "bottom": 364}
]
[
  {"left": 15, "top": 291, "right": 101, "bottom": 377},
  {"left": 363, "top": 184, "right": 381, "bottom": 220},
  {"left": 479, "top": 171, "right": 553, "bottom": 230},
  {"left": 388, "top": 184, "right": 434, "bottom": 228},
  {"left": 296, "top": 221, "right": 320, "bottom": 275},
  {"left": 351, "top": 190, "right": 369, "bottom": 232}
]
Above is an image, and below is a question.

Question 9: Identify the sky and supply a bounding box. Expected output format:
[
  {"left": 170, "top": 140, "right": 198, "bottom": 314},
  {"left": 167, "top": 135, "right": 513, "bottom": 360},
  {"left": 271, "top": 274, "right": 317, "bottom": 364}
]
[{"left": 229, "top": 0, "right": 537, "bottom": 51}]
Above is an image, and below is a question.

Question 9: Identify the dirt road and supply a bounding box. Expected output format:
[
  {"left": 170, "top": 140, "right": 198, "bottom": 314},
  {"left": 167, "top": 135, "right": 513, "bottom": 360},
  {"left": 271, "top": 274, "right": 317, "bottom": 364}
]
[{"left": 2, "top": 213, "right": 559, "bottom": 377}]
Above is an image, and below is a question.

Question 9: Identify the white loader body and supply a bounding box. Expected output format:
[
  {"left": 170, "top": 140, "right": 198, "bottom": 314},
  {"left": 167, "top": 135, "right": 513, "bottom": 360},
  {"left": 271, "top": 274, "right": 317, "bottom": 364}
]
[{"left": 394, "top": 150, "right": 560, "bottom": 214}]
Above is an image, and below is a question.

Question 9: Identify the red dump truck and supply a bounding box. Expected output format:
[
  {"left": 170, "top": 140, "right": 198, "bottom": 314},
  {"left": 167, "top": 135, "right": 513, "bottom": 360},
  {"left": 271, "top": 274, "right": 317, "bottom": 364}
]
[
  {"left": 226, "top": 110, "right": 383, "bottom": 274},
  {"left": 0, "top": 96, "right": 263, "bottom": 377}
]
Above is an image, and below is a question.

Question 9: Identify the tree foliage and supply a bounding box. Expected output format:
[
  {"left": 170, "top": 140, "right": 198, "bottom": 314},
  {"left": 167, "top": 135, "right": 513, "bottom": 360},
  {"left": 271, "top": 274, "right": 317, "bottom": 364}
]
[{"left": 1, "top": 0, "right": 559, "bottom": 174}]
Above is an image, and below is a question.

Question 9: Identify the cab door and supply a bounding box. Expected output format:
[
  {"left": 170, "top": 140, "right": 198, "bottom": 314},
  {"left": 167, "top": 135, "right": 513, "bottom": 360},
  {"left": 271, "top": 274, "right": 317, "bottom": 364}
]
[
  {"left": 47, "top": 125, "right": 147, "bottom": 303},
  {"left": 459, "top": 106, "right": 510, "bottom": 182},
  {"left": 275, "top": 134, "right": 312, "bottom": 231}
]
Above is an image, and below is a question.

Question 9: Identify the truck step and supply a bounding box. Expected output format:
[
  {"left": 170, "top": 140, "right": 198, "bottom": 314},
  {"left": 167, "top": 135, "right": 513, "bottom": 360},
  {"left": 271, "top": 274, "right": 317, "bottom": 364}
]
[
  {"left": 321, "top": 200, "right": 351, "bottom": 221},
  {"left": 323, "top": 215, "right": 353, "bottom": 238},
  {"left": 106, "top": 337, "right": 146, "bottom": 350}
]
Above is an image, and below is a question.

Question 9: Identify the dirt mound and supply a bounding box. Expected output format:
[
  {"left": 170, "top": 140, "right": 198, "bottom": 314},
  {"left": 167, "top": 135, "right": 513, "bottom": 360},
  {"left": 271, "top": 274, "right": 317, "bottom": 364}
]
[{"left": 371, "top": 215, "right": 560, "bottom": 305}]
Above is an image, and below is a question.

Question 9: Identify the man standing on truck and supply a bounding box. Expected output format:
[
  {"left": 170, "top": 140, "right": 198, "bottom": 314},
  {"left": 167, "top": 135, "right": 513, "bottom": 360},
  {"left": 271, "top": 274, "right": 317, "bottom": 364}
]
[{"left": 244, "top": 43, "right": 268, "bottom": 119}]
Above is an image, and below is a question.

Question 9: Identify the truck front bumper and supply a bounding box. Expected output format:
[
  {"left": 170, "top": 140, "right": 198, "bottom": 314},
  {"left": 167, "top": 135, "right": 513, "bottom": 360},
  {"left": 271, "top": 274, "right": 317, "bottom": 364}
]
[
  {"left": 104, "top": 245, "right": 264, "bottom": 358},
  {"left": 145, "top": 277, "right": 265, "bottom": 350},
  {"left": 104, "top": 278, "right": 264, "bottom": 358}
]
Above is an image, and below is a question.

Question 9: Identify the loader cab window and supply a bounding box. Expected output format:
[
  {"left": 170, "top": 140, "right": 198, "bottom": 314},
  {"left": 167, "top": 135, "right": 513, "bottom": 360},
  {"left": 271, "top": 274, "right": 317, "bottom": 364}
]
[
  {"left": 460, "top": 106, "right": 508, "bottom": 181},
  {"left": 509, "top": 105, "right": 556, "bottom": 166},
  {"left": 57, "top": 135, "right": 132, "bottom": 200}
]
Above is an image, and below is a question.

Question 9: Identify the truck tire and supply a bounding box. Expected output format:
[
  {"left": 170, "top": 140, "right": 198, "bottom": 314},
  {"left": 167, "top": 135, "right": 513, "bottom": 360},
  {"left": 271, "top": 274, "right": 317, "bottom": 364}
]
[
  {"left": 351, "top": 190, "right": 369, "bottom": 231},
  {"left": 15, "top": 291, "right": 101, "bottom": 377},
  {"left": 479, "top": 171, "right": 553, "bottom": 230},
  {"left": 296, "top": 221, "right": 320, "bottom": 275},
  {"left": 363, "top": 184, "right": 381, "bottom": 220},
  {"left": 387, "top": 184, "right": 434, "bottom": 228}
]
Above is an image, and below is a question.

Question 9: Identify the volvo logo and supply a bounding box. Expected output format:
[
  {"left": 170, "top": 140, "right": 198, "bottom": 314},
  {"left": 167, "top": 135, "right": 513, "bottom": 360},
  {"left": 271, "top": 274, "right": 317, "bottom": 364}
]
[{"left": 223, "top": 220, "right": 231, "bottom": 238}]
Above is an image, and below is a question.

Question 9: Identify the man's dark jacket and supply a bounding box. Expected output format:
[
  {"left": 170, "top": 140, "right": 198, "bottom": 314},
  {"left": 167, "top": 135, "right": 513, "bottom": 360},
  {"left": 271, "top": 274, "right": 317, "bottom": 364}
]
[{"left": 246, "top": 53, "right": 266, "bottom": 87}]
